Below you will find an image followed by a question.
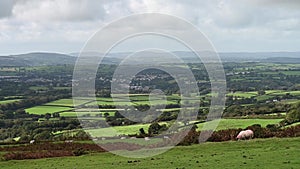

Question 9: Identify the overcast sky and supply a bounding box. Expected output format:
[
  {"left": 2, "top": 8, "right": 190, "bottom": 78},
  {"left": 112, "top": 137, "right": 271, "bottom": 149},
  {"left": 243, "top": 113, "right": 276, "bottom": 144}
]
[{"left": 0, "top": 0, "right": 300, "bottom": 55}]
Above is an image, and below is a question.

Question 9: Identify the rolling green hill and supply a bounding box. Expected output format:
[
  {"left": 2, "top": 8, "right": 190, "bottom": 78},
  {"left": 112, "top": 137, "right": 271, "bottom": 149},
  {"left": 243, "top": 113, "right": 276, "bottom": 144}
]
[{"left": 0, "top": 53, "right": 76, "bottom": 66}]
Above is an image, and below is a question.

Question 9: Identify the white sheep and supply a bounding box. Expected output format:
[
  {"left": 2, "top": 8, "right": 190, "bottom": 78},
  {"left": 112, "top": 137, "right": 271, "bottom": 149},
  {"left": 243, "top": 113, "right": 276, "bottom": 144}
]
[
  {"left": 163, "top": 136, "right": 170, "bottom": 139},
  {"left": 29, "top": 140, "right": 35, "bottom": 144},
  {"left": 64, "top": 140, "right": 73, "bottom": 143},
  {"left": 236, "top": 129, "right": 254, "bottom": 140}
]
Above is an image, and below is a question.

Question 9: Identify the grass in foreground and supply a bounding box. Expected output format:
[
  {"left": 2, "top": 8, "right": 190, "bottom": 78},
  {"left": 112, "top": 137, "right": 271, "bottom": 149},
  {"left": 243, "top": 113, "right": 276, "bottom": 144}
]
[{"left": 0, "top": 137, "right": 299, "bottom": 169}]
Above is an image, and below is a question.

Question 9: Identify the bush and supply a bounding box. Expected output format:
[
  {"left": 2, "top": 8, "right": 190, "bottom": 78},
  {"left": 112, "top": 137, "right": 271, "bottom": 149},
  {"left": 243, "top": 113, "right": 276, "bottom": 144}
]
[
  {"left": 73, "top": 148, "right": 86, "bottom": 156},
  {"left": 148, "top": 122, "right": 168, "bottom": 136},
  {"left": 247, "top": 124, "right": 264, "bottom": 138},
  {"left": 178, "top": 125, "right": 200, "bottom": 145},
  {"left": 286, "top": 102, "right": 300, "bottom": 123},
  {"left": 208, "top": 129, "right": 241, "bottom": 142},
  {"left": 74, "top": 130, "right": 91, "bottom": 140},
  {"left": 1, "top": 142, "right": 106, "bottom": 160},
  {"left": 266, "top": 124, "right": 279, "bottom": 132}
]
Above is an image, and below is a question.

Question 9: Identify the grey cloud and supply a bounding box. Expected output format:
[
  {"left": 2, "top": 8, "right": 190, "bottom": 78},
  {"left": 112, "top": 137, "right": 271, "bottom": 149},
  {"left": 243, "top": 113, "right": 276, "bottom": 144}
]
[
  {"left": 12, "top": 0, "right": 110, "bottom": 22},
  {"left": 0, "top": 0, "right": 17, "bottom": 18},
  {"left": 252, "top": 0, "right": 300, "bottom": 8}
]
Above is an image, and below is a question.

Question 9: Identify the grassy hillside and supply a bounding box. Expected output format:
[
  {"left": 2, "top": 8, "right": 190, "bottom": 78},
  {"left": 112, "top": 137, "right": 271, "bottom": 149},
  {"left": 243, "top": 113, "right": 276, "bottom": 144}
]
[
  {"left": 0, "top": 137, "right": 299, "bottom": 169},
  {"left": 0, "top": 53, "right": 76, "bottom": 66}
]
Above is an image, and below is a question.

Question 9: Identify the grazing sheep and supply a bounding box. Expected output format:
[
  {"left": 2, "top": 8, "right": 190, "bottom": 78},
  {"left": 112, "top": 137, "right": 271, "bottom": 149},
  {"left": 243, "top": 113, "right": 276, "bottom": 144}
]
[
  {"left": 120, "top": 137, "right": 126, "bottom": 140},
  {"left": 65, "top": 140, "right": 73, "bottom": 143},
  {"left": 163, "top": 136, "right": 170, "bottom": 139},
  {"left": 29, "top": 140, "right": 35, "bottom": 144},
  {"left": 144, "top": 137, "right": 150, "bottom": 141},
  {"left": 236, "top": 129, "right": 254, "bottom": 140}
]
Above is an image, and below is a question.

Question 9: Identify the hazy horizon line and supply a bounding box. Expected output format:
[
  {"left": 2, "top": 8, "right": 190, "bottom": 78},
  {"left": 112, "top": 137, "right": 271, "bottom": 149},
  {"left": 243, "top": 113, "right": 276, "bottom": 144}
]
[{"left": 1, "top": 50, "right": 300, "bottom": 56}]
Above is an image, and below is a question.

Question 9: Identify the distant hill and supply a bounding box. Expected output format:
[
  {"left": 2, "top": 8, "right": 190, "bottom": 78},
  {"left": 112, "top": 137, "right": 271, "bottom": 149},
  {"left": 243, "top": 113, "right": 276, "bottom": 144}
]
[
  {"left": 0, "top": 51, "right": 299, "bottom": 66},
  {"left": 219, "top": 52, "right": 300, "bottom": 62},
  {"left": 0, "top": 53, "right": 76, "bottom": 66},
  {"left": 261, "top": 57, "right": 300, "bottom": 64}
]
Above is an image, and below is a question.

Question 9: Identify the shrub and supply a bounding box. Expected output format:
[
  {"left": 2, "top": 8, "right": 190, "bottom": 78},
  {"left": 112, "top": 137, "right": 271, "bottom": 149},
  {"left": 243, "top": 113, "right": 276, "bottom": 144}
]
[
  {"left": 208, "top": 129, "right": 241, "bottom": 142},
  {"left": 266, "top": 124, "right": 279, "bottom": 132},
  {"left": 148, "top": 122, "right": 168, "bottom": 136},
  {"left": 178, "top": 125, "right": 200, "bottom": 145},
  {"left": 247, "top": 124, "right": 264, "bottom": 138},
  {"left": 73, "top": 148, "right": 86, "bottom": 156},
  {"left": 286, "top": 102, "right": 300, "bottom": 123}
]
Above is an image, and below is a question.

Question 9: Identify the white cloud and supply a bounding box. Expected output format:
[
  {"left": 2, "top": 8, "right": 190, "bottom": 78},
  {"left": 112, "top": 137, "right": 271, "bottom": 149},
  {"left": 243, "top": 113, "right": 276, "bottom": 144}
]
[
  {"left": 0, "top": 0, "right": 300, "bottom": 54},
  {"left": 251, "top": 0, "right": 300, "bottom": 9}
]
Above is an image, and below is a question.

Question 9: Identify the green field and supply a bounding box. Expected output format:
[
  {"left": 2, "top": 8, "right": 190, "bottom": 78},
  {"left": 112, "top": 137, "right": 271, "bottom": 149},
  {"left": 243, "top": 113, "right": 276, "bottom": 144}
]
[
  {"left": 29, "top": 86, "right": 71, "bottom": 91},
  {"left": 227, "top": 92, "right": 257, "bottom": 98},
  {"left": 48, "top": 95, "right": 181, "bottom": 108},
  {"left": 25, "top": 95, "right": 181, "bottom": 116},
  {"left": 269, "top": 90, "right": 300, "bottom": 96},
  {"left": 280, "top": 70, "right": 300, "bottom": 76},
  {"left": 24, "top": 90, "right": 298, "bottom": 117},
  {"left": 0, "top": 99, "right": 21, "bottom": 105},
  {"left": 255, "top": 95, "right": 273, "bottom": 101},
  {"left": 0, "top": 137, "right": 299, "bottom": 169},
  {"left": 53, "top": 87, "right": 71, "bottom": 90},
  {"left": 0, "top": 67, "right": 19, "bottom": 72},
  {"left": 29, "top": 86, "right": 49, "bottom": 91},
  {"left": 280, "top": 99, "right": 300, "bottom": 104},
  {"left": 261, "top": 70, "right": 300, "bottom": 76},
  {"left": 86, "top": 124, "right": 152, "bottom": 137},
  {"left": 196, "top": 119, "right": 283, "bottom": 131},
  {"left": 25, "top": 106, "right": 73, "bottom": 115},
  {"left": 60, "top": 111, "right": 115, "bottom": 117},
  {"left": 226, "top": 90, "right": 300, "bottom": 100},
  {"left": 84, "top": 119, "right": 282, "bottom": 137},
  {"left": 222, "top": 89, "right": 300, "bottom": 103},
  {"left": 44, "top": 99, "right": 92, "bottom": 107}
]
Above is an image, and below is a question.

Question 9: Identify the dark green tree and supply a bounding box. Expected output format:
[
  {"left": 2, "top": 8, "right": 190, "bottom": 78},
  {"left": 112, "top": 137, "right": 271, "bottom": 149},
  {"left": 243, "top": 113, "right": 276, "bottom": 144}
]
[
  {"left": 148, "top": 122, "right": 168, "bottom": 136},
  {"left": 286, "top": 102, "right": 300, "bottom": 123},
  {"left": 45, "top": 113, "right": 51, "bottom": 120}
]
